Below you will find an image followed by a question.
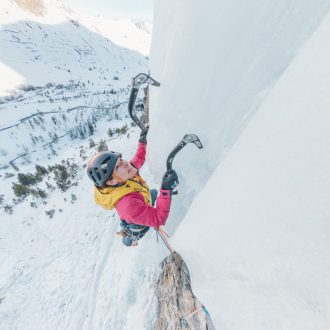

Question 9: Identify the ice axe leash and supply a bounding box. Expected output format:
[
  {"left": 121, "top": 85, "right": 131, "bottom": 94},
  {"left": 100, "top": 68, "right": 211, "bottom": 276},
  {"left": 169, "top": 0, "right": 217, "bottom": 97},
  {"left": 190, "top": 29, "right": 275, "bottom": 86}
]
[{"left": 128, "top": 73, "right": 160, "bottom": 130}]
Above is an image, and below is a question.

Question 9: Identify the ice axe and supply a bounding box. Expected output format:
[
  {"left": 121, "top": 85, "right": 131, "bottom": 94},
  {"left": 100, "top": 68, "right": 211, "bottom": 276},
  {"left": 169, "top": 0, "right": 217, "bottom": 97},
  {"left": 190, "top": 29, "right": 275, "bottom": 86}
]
[
  {"left": 128, "top": 73, "right": 160, "bottom": 130},
  {"left": 166, "top": 134, "right": 203, "bottom": 174}
]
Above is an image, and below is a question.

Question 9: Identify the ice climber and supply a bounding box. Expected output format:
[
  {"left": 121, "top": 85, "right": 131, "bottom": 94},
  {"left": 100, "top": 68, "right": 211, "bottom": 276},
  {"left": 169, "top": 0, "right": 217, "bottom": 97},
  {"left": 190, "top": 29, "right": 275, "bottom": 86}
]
[{"left": 86, "top": 127, "right": 179, "bottom": 246}]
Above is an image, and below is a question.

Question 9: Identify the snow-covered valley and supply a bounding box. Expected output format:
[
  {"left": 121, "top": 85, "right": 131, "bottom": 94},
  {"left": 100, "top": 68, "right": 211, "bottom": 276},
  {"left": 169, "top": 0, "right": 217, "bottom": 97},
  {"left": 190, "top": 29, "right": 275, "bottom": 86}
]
[{"left": 0, "top": 1, "right": 164, "bottom": 329}]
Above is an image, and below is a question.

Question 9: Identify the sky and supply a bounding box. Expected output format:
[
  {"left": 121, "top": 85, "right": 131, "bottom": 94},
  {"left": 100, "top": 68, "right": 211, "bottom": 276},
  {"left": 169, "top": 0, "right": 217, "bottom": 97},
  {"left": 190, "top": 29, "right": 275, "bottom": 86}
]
[{"left": 65, "top": 0, "right": 153, "bottom": 21}]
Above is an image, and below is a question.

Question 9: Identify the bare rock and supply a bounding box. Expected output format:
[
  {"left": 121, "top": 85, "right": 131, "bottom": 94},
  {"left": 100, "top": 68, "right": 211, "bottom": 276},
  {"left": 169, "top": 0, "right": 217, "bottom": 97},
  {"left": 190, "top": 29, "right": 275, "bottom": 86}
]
[{"left": 154, "top": 252, "right": 215, "bottom": 329}]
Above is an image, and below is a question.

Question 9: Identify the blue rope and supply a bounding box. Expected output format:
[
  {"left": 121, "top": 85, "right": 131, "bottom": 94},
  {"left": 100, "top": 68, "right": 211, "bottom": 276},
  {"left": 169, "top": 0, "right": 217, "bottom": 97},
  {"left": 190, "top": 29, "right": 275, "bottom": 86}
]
[{"left": 202, "top": 305, "right": 210, "bottom": 316}]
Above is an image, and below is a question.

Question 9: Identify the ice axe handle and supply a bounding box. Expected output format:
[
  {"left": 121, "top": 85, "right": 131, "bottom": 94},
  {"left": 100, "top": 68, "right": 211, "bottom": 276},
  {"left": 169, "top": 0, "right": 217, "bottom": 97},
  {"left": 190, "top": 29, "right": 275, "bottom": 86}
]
[
  {"left": 128, "top": 88, "right": 138, "bottom": 111},
  {"left": 128, "top": 87, "right": 144, "bottom": 130},
  {"left": 128, "top": 73, "right": 160, "bottom": 130},
  {"left": 166, "top": 134, "right": 203, "bottom": 173},
  {"left": 166, "top": 142, "right": 186, "bottom": 174}
]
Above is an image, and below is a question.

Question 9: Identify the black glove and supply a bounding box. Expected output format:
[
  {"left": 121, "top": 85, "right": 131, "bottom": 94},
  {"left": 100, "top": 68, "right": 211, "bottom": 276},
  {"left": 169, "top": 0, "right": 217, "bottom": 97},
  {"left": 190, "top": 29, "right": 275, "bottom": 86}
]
[
  {"left": 139, "top": 126, "right": 149, "bottom": 144},
  {"left": 161, "top": 170, "right": 179, "bottom": 191}
]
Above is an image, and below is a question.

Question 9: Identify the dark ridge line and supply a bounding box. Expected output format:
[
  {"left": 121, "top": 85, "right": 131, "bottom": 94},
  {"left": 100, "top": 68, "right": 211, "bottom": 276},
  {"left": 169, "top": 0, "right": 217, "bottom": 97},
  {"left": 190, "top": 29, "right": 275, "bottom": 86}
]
[{"left": 0, "top": 101, "right": 128, "bottom": 133}]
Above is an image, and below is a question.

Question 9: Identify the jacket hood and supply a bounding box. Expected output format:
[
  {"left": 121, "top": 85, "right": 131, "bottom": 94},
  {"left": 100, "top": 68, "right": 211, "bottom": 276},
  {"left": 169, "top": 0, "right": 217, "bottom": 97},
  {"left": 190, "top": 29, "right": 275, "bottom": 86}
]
[
  {"left": 94, "top": 185, "right": 120, "bottom": 210},
  {"left": 93, "top": 176, "right": 151, "bottom": 210}
]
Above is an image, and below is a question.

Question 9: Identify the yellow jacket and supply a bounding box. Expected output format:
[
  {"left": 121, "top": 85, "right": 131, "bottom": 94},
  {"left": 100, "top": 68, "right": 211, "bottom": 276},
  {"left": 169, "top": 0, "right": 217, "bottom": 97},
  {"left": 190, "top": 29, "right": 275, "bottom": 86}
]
[{"left": 93, "top": 175, "right": 151, "bottom": 210}]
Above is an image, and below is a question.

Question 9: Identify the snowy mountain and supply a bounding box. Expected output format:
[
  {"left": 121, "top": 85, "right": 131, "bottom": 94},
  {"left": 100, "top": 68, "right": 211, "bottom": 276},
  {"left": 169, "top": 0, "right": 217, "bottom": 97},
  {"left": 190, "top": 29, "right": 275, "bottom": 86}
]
[
  {"left": 150, "top": 0, "right": 330, "bottom": 328},
  {"left": 0, "top": 0, "right": 150, "bottom": 168},
  {"left": 0, "top": 0, "right": 150, "bottom": 97}
]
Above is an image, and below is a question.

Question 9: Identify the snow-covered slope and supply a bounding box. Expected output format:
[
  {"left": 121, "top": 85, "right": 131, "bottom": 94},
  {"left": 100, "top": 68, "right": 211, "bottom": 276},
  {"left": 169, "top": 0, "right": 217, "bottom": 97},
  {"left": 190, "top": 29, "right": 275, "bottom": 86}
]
[
  {"left": 149, "top": 0, "right": 330, "bottom": 229},
  {"left": 0, "top": 124, "right": 167, "bottom": 330},
  {"left": 150, "top": 1, "right": 330, "bottom": 328},
  {"left": 0, "top": 0, "right": 150, "bottom": 168},
  {"left": 0, "top": 3, "right": 158, "bottom": 328},
  {"left": 0, "top": 0, "right": 150, "bottom": 96}
]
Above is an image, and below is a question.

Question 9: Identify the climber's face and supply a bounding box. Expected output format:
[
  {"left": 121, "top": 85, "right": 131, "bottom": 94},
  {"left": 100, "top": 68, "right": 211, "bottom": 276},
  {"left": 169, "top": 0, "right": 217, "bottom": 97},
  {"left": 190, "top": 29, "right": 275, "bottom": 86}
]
[{"left": 106, "top": 158, "right": 137, "bottom": 185}]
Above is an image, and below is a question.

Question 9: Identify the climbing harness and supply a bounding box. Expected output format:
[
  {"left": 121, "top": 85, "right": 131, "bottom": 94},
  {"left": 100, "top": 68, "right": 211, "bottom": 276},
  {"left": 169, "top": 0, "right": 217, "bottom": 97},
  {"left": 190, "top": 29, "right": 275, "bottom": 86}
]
[{"left": 117, "top": 220, "right": 150, "bottom": 246}]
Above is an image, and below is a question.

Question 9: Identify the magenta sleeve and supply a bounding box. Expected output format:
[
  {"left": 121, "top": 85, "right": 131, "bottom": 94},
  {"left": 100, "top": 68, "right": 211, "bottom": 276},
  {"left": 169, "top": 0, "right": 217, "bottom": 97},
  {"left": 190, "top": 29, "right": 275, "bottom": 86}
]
[
  {"left": 130, "top": 142, "right": 146, "bottom": 170},
  {"left": 116, "top": 190, "right": 172, "bottom": 228}
]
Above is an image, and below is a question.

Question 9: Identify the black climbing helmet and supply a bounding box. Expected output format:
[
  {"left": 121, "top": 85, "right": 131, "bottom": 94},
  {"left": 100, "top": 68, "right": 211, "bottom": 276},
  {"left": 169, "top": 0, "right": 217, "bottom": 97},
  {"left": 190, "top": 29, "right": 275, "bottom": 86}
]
[{"left": 87, "top": 151, "right": 122, "bottom": 188}]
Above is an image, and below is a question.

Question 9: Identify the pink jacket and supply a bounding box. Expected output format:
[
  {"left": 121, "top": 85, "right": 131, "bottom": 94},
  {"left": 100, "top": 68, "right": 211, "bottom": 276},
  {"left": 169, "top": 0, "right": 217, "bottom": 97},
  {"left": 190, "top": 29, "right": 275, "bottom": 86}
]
[{"left": 115, "top": 142, "right": 171, "bottom": 228}]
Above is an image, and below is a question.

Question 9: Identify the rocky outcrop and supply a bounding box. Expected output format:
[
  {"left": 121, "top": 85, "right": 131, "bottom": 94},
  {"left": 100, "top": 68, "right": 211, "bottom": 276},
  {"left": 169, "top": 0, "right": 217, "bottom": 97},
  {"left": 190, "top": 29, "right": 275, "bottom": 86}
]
[{"left": 154, "top": 252, "right": 215, "bottom": 329}]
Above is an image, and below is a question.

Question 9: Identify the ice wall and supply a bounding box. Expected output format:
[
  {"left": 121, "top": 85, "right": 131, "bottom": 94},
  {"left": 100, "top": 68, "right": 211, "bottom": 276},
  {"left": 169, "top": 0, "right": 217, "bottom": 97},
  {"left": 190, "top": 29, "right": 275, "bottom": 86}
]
[
  {"left": 172, "top": 11, "right": 330, "bottom": 328},
  {"left": 149, "top": 0, "right": 330, "bottom": 228}
]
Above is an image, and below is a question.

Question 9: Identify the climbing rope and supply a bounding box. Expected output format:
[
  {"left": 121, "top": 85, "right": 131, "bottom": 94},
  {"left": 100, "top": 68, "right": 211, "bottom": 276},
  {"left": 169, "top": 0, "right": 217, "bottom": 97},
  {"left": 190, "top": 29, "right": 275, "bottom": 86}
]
[{"left": 155, "top": 227, "right": 175, "bottom": 255}]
